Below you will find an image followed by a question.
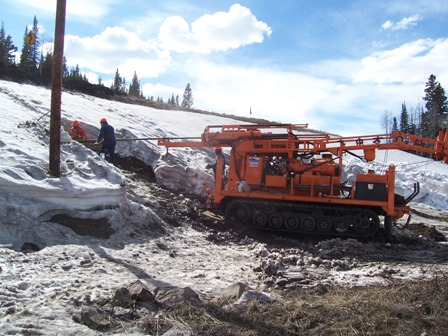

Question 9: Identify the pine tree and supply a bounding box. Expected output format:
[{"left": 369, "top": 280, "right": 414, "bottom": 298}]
[
  {"left": 69, "top": 64, "right": 81, "bottom": 78},
  {"left": 18, "top": 16, "right": 41, "bottom": 75},
  {"left": 30, "top": 16, "right": 40, "bottom": 71},
  {"left": 40, "top": 51, "right": 53, "bottom": 81},
  {"left": 422, "top": 74, "right": 448, "bottom": 137},
  {"left": 113, "top": 68, "right": 124, "bottom": 92},
  {"left": 168, "top": 93, "right": 176, "bottom": 105},
  {"left": 19, "top": 27, "right": 33, "bottom": 73},
  {"left": 0, "top": 21, "right": 17, "bottom": 65},
  {"left": 399, "top": 102, "right": 410, "bottom": 133},
  {"left": 0, "top": 22, "right": 5, "bottom": 64},
  {"left": 181, "top": 83, "right": 193, "bottom": 109},
  {"left": 128, "top": 71, "right": 140, "bottom": 97},
  {"left": 391, "top": 117, "right": 398, "bottom": 132},
  {"left": 19, "top": 16, "right": 40, "bottom": 74},
  {"left": 62, "top": 57, "right": 69, "bottom": 78}
]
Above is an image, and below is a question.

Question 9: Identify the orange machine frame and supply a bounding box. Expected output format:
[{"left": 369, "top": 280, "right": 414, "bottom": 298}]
[{"left": 159, "top": 125, "right": 448, "bottom": 222}]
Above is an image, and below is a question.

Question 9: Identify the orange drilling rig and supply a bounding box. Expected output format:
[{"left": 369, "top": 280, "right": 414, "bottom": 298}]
[{"left": 158, "top": 124, "right": 448, "bottom": 240}]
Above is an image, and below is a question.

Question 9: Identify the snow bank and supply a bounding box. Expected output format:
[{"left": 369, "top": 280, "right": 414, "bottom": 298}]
[{"left": 0, "top": 82, "right": 127, "bottom": 218}]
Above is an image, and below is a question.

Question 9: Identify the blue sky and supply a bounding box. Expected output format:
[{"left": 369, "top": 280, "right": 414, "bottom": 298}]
[{"left": 2, "top": 0, "right": 448, "bottom": 136}]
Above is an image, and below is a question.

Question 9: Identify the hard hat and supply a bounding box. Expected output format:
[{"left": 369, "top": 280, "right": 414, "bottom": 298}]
[
  {"left": 72, "top": 120, "right": 80, "bottom": 127},
  {"left": 100, "top": 117, "right": 107, "bottom": 123},
  {"left": 214, "top": 146, "right": 222, "bottom": 153}
]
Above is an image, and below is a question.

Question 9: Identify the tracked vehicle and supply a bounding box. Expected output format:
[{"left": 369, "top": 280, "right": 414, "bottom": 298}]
[{"left": 158, "top": 124, "right": 448, "bottom": 240}]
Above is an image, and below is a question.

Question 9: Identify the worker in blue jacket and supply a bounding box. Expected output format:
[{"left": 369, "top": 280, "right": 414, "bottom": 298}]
[{"left": 95, "top": 118, "right": 116, "bottom": 164}]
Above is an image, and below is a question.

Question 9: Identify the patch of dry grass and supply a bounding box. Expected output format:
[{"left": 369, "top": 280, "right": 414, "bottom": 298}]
[{"left": 159, "top": 276, "right": 448, "bottom": 336}]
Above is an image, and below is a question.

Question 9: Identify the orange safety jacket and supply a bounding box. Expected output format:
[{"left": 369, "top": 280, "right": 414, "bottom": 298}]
[{"left": 70, "top": 126, "right": 87, "bottom": 140}]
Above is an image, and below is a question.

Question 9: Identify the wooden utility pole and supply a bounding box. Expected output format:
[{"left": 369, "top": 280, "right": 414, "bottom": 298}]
[{"left": 49, "top": 0, "right": 67, "bottom": 177}]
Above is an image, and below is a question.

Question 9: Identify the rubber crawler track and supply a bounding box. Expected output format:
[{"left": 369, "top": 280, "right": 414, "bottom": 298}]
[{"left": 224, "top": 198, "right": 381, "bottom": 238}]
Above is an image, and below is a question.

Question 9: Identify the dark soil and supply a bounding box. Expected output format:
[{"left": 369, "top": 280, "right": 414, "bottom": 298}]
[
  {"left": 50, "top": 214, "right": 115, "bottom": 238},
  {"left": 115, "top": 155, "right": 157, "bottom": 182},
  {"left": 407, "top": 222, "right": 446, "bottom": 241}
]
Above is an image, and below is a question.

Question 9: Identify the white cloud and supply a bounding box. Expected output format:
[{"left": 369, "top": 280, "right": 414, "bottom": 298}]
[
  {"left": 85, "top": 72, "right": 99, "bottom": 84},
  {"left": 62, "top": 4, "right": 271, "bottom": 80},
  {"left": 159, "top": 4, "right": 272, "bottom": 53},
  {"left": 40, "top": 41, "right": 54, "bottom": 55},
  {"left": 382, "top": 20, "right": 393, "bottom": 30},
  {"left": 64, "top": 26, "right": 172, "bottom": 79},
  {"left": 353, "top": 38, "right": 448, "bottom": 84},
  {"left": 141, "top": 82, "right": 181, "bottom": 100},
  {"left": 158, "top": 16, "right": 208, "bottom": 53},
  {"left": 382, "top": 14, "right": 421, "bottom": 31}
]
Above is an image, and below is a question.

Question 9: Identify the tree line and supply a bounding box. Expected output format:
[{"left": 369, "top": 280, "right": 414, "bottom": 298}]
[
  {"left": 382, "top": 74, "right": 448, "bottom": 139},
  {"left": 0, "top": 16, "right": 194, "bottom": 109}
]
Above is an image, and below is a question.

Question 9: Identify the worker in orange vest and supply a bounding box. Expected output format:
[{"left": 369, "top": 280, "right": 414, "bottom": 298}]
[{"left": 70, "top": 120, "right": 87, "bottom": 141}]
